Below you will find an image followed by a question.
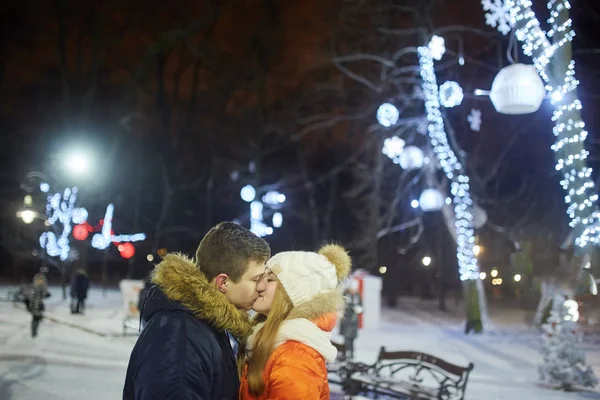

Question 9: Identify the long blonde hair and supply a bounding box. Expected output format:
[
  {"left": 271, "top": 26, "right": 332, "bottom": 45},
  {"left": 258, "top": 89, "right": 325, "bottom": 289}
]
[{"left": 246, "top": 283, "right": 293, "bottom": 396}]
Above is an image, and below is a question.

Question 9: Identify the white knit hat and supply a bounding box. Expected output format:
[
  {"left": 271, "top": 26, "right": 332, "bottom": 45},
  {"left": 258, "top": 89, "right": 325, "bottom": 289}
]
[{"left": 266, "top": 244, "right": 351, "bottom": 307}]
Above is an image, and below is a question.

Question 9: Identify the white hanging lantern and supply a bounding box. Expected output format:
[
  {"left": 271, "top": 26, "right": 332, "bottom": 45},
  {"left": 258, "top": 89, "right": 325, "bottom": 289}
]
[
  {"left": 419, "top": 188, "right": 445, "bottom": 212},
  {"left": 489, "top": 64, "right": 546, "bottom": 115},
  {"left": 398, "top": 146, "right": 424, "bottom": 170}
]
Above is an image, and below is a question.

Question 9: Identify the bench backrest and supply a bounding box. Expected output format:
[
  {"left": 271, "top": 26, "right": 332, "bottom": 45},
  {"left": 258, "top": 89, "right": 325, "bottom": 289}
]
[
  {"left": 377, "top": 348, "right": 473, "bottom": 377},
  {"left": 374, "top": 346, "right": 474, "bottom": 393}
]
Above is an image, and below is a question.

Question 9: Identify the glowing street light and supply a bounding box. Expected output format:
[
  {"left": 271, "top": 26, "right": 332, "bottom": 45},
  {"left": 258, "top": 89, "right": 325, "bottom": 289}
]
[
  {"left": 64, "top": 149, "right": 93, "bottom": 176},
  {"left": 379, "top": 266, "right": 387, "bottom": 274},
  {"left": 17, "top": 209, "right": 38, "bottom": 224},
  {"left": 513, "top": 274, "right": 522, "bottom": 283},
  {"left": 491, "top": 268, "right": 498, "bottom": 278},
  {"left": 479, "top": 272, "right": 487, "bottom": 280},
  {"left": 473, "top": 245, "right": 482, "bottom": 257},
  {"left": 422, "top": 256, "right": 432, "bottom": 267}
]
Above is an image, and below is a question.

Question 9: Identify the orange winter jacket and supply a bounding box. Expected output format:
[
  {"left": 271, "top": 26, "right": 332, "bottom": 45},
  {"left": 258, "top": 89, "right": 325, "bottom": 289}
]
[{"left": 239, "top": 313, "right": 337, "bottom": 400}]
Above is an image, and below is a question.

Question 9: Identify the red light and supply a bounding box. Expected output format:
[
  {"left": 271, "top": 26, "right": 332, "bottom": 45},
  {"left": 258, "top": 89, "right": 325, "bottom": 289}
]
[
  {"left": 119, "top": 242, "right": 135, "bottom": 259},
  {"left": 73, "top": 224, "right": 89, "bottom": 241}
]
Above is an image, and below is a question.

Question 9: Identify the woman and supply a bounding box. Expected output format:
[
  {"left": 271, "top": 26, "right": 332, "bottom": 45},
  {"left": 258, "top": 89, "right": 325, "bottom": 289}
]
[
  {"left": 239, "top": 244, "right": 351, "bottom": 400},
  {"left": 26, "top": 273, "right": 50, "bottom": 338}
]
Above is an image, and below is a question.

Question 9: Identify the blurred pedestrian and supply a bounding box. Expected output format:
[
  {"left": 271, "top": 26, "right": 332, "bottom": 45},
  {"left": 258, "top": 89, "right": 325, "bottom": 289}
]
[
  {"left": 70, "top": 269, "right": 89, "bottom": 314},
  {"left": 340, "top": 279, "right": 362, "bottom": 360},
  {"left": 26, "top": 273, "right": 50, "bottom": 338}
]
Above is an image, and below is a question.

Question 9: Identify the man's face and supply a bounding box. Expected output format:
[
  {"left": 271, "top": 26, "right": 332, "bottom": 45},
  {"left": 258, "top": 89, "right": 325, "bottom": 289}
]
[{"left": 225, "top": 260, "right": 266, "bottom": 310}]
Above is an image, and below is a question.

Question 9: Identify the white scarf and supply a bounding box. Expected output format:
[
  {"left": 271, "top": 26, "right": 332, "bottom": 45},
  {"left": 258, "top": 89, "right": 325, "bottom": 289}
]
[{"left": 246, "top": 318, "right": 337, "bottom": 362}]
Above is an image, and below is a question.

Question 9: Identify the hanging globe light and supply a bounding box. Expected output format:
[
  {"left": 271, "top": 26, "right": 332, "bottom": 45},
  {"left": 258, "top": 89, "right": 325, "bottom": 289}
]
[
  {"left": 398, "top": 146, "right": 424, "bottom": 170},
  {"left": 419, "top": 188, "right": 445, "bottom": 212},
  {"left": 489, "top": 64, "right": 546, "bottom": 115}
]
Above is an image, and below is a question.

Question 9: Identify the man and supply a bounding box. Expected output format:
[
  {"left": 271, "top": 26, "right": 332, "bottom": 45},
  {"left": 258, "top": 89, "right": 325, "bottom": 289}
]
[{"left": 123, "top": 222, "right": 270, "bottom": 400}]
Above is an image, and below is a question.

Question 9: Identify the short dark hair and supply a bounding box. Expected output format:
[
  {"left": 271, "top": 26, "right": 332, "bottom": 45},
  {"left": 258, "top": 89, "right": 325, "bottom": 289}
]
[{"left": 195, "top": 222, "right": 271, "bottom": 282}]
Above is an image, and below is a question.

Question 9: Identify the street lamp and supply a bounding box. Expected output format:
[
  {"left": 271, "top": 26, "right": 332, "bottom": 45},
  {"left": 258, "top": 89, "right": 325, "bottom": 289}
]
[
  {"left": 17, "top": 209, "right": 38, "bottom": 224},
  {"left": 64, "top": 149, "right": 93, "bottom": 176},
  {"left": 422, "top": 256, "right": 432, "bottom": 267}
]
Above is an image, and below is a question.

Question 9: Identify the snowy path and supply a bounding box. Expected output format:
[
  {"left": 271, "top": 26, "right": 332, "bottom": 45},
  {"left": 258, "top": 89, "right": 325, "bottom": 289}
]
[{"left": 0, "top": 301, "right": 134, "bottom": 400}]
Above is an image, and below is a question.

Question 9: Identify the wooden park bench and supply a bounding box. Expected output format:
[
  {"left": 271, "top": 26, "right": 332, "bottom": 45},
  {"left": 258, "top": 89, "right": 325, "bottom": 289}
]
[{"left": 329, "top": 345, "right": 474, "bottom": 400}]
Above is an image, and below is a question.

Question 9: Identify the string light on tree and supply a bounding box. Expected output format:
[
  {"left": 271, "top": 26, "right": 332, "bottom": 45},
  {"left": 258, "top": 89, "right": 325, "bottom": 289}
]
[
  {"left": 484, "top": 0, "right": 600, "bottom": 250},
  {"left": 418, "top": 40, "right": 480, "bottom": 282}
]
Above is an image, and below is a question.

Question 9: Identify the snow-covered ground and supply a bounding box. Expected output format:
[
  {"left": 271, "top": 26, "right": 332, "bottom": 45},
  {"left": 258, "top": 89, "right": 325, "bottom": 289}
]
[{"left": 1, "top": 285, "right": 599, "bottom": 399}]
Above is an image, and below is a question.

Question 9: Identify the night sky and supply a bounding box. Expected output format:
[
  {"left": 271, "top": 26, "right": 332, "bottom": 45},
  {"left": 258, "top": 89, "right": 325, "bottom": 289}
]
[{"left": 2, "top": 0, "right": 600, "bottom": 296}]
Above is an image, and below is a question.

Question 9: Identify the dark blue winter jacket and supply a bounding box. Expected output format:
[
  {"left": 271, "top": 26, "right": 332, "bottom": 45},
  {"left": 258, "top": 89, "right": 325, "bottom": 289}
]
[{"left": 123, "top": 253, "right": 253, "bottom": 400}]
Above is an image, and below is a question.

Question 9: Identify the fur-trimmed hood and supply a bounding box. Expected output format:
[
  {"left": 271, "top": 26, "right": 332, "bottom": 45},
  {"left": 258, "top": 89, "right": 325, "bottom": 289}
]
[{"left": 151, "top": 253, "right": 253, "bottom": 340}]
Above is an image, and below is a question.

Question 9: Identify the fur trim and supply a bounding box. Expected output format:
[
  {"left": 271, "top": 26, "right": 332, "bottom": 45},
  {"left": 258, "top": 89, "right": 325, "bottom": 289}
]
[
  {"left": 287, "top": 288, "right": 345, "bottom": 321},
  {"left": 152, "top": 253, "right": 253, "bottom": 340},
  {"left": 318, "top": 244, "right": 352, "bottom": 282}
]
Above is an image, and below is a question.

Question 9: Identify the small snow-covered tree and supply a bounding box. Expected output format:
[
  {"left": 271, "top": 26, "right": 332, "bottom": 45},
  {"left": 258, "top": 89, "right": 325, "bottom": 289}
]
[{"left": 539, "top": 294, "right": 598, "bottom": 390}]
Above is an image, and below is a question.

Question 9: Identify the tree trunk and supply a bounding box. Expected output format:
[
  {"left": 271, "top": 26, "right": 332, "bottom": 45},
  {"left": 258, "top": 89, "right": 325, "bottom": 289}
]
[
  {"left": 61, "top": 262, "right": 68, "bottom": 300},
  {"left": 441, "top": 201, "right": 487, "bottom": 333},
  {"left": 297, "top": 147, "right": 320, "bottom": 248},
  {"left": 463, "top": 279, "right": 483, "bottom": 334}
]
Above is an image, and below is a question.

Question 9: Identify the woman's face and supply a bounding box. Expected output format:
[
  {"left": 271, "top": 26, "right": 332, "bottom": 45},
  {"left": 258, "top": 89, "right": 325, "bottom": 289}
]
[{"left": 251, "top": 271, "right": 278, "bottom": 315}]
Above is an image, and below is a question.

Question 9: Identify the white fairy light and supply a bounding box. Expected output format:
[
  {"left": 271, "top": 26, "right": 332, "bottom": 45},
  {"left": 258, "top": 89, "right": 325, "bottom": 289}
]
[
  {"left": 40, "top": 187, "right": 80, "bottom": 261},
  {"left": 468, "top": 109, "right": 483, "bottom": 131},
  {"left": 439, "top": 81, "right": 464, "bottom": 108},
  {"left": 503, "top": 0, "right": 600, "bottom": 249},
  {"left": 91, "top": 204, "right": 146, "bottom": 250},
  {"left": 247, "top": 188, "right": 286, "bottom": 237},
  {"left": 240, "top": 185, "right": 256, "bottom": 203},
  {"left": 382, "top": 136, "right": 406, "bottom": 163},
  {"left": 419, "top": 42, "right": 480, "bottom": 281},
  {"left": 272, "top": 212, "right": 283, "bottom": 228},
  {"left": 428, "top": 35, "right": 446, "bottom": 60},
  {"left": 262, "top": 191, "right": 286, "bottom": 205},
  {"left": 377, "top": 103, "right": 400, "bottom": 127}
]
